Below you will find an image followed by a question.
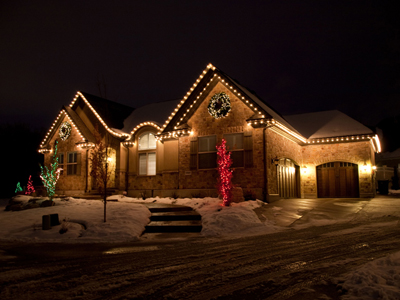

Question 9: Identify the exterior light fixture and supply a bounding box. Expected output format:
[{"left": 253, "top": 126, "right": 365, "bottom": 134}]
[
  {"left": 302, "top": 166, "right": 307, "bottom": 174},
  {"left": 271, "top": 157, "right": 279, "bottom": 166}
]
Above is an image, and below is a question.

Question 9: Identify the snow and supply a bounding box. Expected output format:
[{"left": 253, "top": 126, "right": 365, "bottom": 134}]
[
  {"left": 0, "top": 195, "right": 274, "bottom": 243},
  {"left": 339, "top": 252, "right": 400, "bottom": 300},
  {"left": 284, "top": 110, "right": 373, "bottom": 139},
  {"left": 1, "top": 195, "right": 400, "bottom": 298},
  {"left": 0, "top": 196, "right": 151, "bottom": 243}
]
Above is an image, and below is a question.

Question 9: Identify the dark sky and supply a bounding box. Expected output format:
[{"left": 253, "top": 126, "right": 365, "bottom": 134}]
[{"left": 1, "top": 0, "right": 399, "bottom": 130}]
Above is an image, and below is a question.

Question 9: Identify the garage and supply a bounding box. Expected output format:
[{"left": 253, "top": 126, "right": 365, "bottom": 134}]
[{"left": 317, "top": 162, "right": 359, "bottom": 198}]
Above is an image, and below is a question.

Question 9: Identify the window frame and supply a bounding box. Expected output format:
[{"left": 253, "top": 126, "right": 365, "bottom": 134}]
[
  {"left": 138, "top": 131, "right": 157, "bottom": 176},
  {"left": 198, "top": 135, "right": 217, "bottom": 170},
  {"left": 58, "top": 153, "right": 64, "bottom": 175},
  {"left": 223, "top": 133, "right": 244, "bottom": 168},
  {"left": 66, "top": 151, "right": 78, "bottom": 175}
]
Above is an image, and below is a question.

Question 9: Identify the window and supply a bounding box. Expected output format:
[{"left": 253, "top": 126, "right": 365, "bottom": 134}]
[
  {"left": 198, "top": 135, "right": 217, "bottom": 169},
  {"left": 67, "top": 152, "right": 79, "bottom": 175},
  {"left": 138, "top": 132, "right": 156, "bottom": 150},
  {"left": 224, "top": 133, "right": 244, "bottom": 168},
  {"left": 138, "top": 132, "right": 156, "bottom": 175},
  {"left": 59, "top": 153, "right": 64, "bottom": 175}
]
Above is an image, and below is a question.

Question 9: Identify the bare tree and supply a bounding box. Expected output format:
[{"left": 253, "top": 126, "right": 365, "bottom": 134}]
[{"left": 90, "top": 125, "right": 112, "bottom": 222}]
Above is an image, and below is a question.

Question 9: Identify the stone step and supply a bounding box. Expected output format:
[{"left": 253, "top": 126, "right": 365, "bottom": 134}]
[{"left": 150, "top": 211, "right": 201, "bottom": 221}]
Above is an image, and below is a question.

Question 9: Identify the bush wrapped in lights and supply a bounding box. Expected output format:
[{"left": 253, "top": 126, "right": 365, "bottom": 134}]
[{"left": 216, "top": 139, "right": 233, "bottom": 206}]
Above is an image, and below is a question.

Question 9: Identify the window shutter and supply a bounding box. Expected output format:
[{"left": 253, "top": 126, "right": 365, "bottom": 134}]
[
  {"left": 244, "top": 131, "right": 253, "bottom": 168},
  {"left": 190, "top": 137, "right": 198, "bottom": 170},
  {"left": 76, "top": 152, "right": 82, "bottom": 175}
]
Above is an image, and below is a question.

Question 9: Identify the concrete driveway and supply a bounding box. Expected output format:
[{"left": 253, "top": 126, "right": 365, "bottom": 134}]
[{"left": 258, "top": 196, "right": 400, "bottom": 227}]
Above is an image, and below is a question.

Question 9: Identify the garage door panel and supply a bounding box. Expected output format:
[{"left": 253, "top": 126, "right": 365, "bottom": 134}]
[{"left": 317, "top": 162, "right": 359, "bottom": 198}]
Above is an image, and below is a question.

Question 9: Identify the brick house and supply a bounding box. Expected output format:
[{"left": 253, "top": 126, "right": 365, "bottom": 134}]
[{"left": 38, "top": 64, "right": 381, "bottom": 201}]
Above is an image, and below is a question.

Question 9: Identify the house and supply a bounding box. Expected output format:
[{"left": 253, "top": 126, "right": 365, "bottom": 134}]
[{"left": 38, "top": 63, "right": 381, "bottom": 201}]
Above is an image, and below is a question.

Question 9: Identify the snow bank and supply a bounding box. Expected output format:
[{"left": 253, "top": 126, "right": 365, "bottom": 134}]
[
  {"left": 0, "top": 195, "right": 278, "bottom": 242},
  {"left": 110, "top": 195, "right": 277, "bottom": 237},
  {"left": 339, "top": 251, "right": 400, "bottom": 300},
  {"left": 0, "top": 197, "right": 151, "bottom": 243}
]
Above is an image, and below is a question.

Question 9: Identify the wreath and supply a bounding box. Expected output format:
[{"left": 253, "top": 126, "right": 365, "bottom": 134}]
[
  {"left": 208, "top": 92, "right": 231, "bottom": 119},
  {"left": 59, "top": 121, "right": 72, "bottom": 141}
]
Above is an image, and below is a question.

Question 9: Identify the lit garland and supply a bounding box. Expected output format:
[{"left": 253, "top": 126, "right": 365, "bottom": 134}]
[
  {"left": 40, "top": 141, "right": 61, "bottom": 200},
  {"left": 208, "top": 92, "right": 231, "bottom": 119},
  {"left": 25, "top": 175, "right": 35, "bottom": 195},
  {"left": 15, "top": 182, "right": 23, "bottom": 194},
  {"left": 216, "top": 139, "right": 233, "bottom": 206},
  {"left": 59, "top": 121, "right": 72, "bottom": 141}
]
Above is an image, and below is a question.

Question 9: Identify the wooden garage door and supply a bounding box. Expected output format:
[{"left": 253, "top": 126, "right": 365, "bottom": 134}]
[
  {"left": 277, "top": 159, "right": 300, "bottom": 198},
  {"left": 317, "top": 162, "right": 359, "bottom": 198}
]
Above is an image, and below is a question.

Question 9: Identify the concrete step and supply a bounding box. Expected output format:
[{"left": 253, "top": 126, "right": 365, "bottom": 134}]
[
  {"left": 150, "top": 211, "right": 201, "bottom": 221},
  {"left": 147, "top": 205, "right": 194, "bottom": 213},
  {"left": 143, "top": 204, "right": 203, "bottom": 234},
  {"left": 144, "top": 220, "right": 202, "bottom": 233}
]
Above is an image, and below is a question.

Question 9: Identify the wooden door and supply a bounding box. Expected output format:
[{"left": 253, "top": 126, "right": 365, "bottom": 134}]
[
  {"left": 317, "top": 162, "right": 359, "bottom": 198},
  {"left": 277, "top": 159, "right": 300, "bottom": 198}
]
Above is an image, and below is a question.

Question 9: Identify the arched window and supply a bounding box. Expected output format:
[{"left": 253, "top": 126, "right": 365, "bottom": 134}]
[{"left": 138, "top": 132, "right": 156, "bottom": 175}]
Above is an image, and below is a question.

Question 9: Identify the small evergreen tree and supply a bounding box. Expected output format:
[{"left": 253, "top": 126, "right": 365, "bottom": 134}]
[
  {"left": 40, "top": 140, "right": 61, "bottom": 200},
  {"left": 25, "top": 175, "right": 35, "bottom": 195},
  {"left": 15, "top": 182, "right": 23, "bottom": 194},
  {"left": 216, "top": 139, "right": 233, "bottom": 206}
]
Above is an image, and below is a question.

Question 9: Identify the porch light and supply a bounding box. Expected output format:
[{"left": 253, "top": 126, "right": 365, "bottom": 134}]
[
  {"left": 362, "top": 162, "right": 368, "bottom": 173},
  {"left": 302, "top": 166, "right": 307, "bottom": 174}
]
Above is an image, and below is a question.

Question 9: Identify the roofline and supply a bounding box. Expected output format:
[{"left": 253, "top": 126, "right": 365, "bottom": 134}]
[
  {"left": 38, "top": 109, "right": 88, "bottom": 152},
  {"left": 69, "top": 91, "right": 130, "bottom": 139}
]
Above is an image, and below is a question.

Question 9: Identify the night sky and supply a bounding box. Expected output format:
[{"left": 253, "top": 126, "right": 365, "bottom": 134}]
[{"left": 1, "top": 1, "right": 399, "bottom": 130}]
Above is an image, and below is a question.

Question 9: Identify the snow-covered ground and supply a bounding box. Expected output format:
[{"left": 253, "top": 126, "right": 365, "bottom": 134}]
[
  {"left": 1, "top": 194, "right": 400, "bottom": 299},
  {"left": 0, "top": 195, "right": 274, "bottom": 243}
]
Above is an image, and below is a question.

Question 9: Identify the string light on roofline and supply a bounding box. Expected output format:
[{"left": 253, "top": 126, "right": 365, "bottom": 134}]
[
  {"left": 70, "top": 92, "right": 130, "bottom": 139},
  {"left": 39, "top": 109, "right": 89, "bottom": 153},
  {"left": 129, "top": 122, "right": 161, "bottom": 137}
]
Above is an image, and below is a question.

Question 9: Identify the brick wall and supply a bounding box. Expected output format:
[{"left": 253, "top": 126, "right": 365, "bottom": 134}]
[{"left": 45, "top": 115, "right": 88, "bottom": 195}]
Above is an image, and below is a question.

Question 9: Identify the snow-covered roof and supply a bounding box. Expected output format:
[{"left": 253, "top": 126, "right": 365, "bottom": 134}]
[
  {"left": 223, "top": 72, "right": 301, "bottom": 135},
  {"left": 122, "top": 99, "right": 182, "bottom": 133},
  {"left": 284, "top": 110, "right": 374, "bottom": 139}
]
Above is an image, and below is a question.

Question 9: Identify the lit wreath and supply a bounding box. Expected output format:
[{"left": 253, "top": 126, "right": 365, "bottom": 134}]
[
  {"left": 208, "top": 92, "right": 231, "bottom": 119},
  {"left": 59, "top": 121, "right": 72, "bottom": 141}
]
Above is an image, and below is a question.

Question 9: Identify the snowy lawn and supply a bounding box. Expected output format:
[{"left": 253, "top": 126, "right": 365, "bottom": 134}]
[{"left": 0, "top": 195, "right": 278, "bottom": 243}]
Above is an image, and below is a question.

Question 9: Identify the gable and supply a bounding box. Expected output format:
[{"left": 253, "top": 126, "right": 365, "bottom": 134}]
[
  {"left": 187, "top": 81, "right": 254, "bottom": 136},
  {"left": 157, "top": 64, "right": 306, "bottom": 144}
]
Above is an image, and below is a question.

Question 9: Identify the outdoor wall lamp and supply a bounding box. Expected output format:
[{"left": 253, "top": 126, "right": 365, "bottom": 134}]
[
  {"left": 302, "top": 166, "right": 307, "bottom": 174},
  {"left": 271, "top": 157, "right": 279, "bottom": 166}
]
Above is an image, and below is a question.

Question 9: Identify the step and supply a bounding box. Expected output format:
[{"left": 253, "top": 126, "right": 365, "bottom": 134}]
[
  {"left": 147, "top": 205, "right": 194, "bottom": 213},
  {"left": 144, "top": 220, "right": 202, "bottom": 233},
  {"left": 150, "top": 211, "right": 202, "bottom": 221}
]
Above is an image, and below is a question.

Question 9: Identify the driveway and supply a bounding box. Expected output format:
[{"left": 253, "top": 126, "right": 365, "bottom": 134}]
[{"left": 258, "top": 196, "right": 399, "bottom": 227}]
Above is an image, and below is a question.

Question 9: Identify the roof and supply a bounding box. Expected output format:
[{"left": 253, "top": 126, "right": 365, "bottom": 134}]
[
  {"left": 284, "top": 110, "right": 374, "bottom": 139},
  {"left": 221, "top": 71, "right": 301, "bottom": 135},
  {"left": 79, "top": 92, "right": 135, "bottom": 130},
  {"left": 122, "top": 99, "right": 181, "bottom": 133},
  {"left": 63, "top": 106, "right": 95, "bottom": 143}
]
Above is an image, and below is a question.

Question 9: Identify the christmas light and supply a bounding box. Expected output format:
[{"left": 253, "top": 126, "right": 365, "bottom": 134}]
[
  {"left": 208, "top": 92, "right": 231, "bottom": 119},
  {"left": 40, "top": 140, "right": 61, "bottom": 200},
  {"left": 25, "top": 175, "right": 35, "bottom": 195},
  {"left": 15, "top": 182, "right": 23, "bottom": 194},
  {"left": 216, "top": 139, "right": 233, "bottom": 206}
]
